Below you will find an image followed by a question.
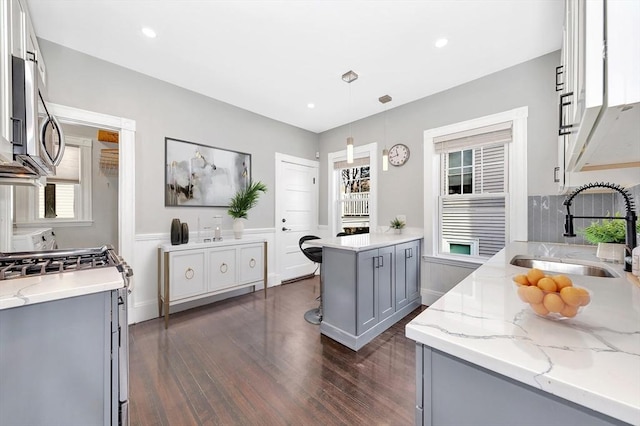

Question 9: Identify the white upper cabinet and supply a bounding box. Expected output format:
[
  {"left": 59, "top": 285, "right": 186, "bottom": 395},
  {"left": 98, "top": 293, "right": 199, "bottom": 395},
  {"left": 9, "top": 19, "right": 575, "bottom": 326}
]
[{"left": 559, "top": 0, "right": 640, "bottom": 173}]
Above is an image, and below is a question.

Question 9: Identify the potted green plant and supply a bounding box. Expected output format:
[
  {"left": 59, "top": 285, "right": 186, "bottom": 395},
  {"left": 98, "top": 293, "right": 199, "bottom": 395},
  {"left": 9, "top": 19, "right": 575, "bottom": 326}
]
[
  {"left": 228, "top": 181, "right": 267, "bottom": 239},
  {"left": 390, "top": 217, "right": 406, "bottom": 234},
  {"left": 581, "top": 213, "right": 639, "bottom": 262}
]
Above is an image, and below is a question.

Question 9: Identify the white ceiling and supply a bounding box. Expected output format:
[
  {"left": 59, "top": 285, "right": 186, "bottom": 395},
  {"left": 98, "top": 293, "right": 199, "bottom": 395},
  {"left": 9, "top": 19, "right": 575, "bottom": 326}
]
[{"left": 26, "top": 0, "right": 563, "bottom": 133}]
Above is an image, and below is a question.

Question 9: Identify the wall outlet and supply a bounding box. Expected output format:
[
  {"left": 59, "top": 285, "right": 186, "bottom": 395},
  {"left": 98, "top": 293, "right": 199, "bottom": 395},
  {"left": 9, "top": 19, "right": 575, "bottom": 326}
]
[{"left": 396, "top": 214, "right": 406, "bottom": 223}]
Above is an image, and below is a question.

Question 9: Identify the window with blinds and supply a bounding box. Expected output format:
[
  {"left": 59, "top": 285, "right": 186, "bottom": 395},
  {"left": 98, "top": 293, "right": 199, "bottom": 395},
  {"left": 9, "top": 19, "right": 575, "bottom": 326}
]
[
  {"left": 437, "top": 122, "right": 511, "bottom": 258},
  {"left": 37, "top": 145, "right": 82, "bottom": 220}
]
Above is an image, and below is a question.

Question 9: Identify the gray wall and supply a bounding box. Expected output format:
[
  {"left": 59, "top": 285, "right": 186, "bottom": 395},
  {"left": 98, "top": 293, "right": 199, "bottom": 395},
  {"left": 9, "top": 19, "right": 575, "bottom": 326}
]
[
  {"left": 39, "top": 39, "right": 319, "bottom": 235},
  {"left": 318, "top": 51, "right": 560, "bottom": 226}
]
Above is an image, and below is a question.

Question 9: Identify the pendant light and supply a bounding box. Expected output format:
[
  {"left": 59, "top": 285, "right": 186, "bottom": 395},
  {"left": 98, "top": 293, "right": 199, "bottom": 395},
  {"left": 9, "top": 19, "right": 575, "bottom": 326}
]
[
  {"left": 379, "top": 94, "right": 392, "bottom": 171},
  {"left": 342, "top": 70, "right": 358, "bottom": 164}
]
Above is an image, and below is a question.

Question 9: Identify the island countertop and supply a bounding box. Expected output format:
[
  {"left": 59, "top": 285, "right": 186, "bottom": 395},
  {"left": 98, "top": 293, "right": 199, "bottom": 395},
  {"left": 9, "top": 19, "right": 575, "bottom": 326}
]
[
  {"left": 306, "top": 231, "right": 423, "bottom": 252},
  {"left": 406, "top": 241, "right": 640, "bottom": 425}
]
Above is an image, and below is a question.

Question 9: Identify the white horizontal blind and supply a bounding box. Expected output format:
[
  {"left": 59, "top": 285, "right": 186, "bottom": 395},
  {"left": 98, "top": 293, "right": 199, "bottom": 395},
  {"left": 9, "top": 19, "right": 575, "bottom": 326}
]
[
  {"left": 47, "top": 145, "right": 81, "bottom": 183},
  {"left": 440, "top": 196, "right": 505, "bottom": 257},
  {"left": 434, "top": 121, "right": 512, "bottom": 153},
  {"left": 334, "top": 156, "right": 370, "bottom": 169}
]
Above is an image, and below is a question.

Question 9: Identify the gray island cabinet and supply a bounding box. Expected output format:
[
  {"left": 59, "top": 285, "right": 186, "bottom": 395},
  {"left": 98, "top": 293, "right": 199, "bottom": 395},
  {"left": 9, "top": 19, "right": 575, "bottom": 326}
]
[{"left": 310, "top": 233, "right": 422, "bottom": 351}]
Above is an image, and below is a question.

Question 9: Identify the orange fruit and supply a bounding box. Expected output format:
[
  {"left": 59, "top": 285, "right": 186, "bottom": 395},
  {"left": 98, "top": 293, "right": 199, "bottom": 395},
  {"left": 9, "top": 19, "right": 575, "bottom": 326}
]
[
  {"left": 560, "top": 304, "right": 578, "bottom": 318},
  {"left": 530, "top": 303, "right": 550, "bottom": 316},
  {"left": 551, "top": 274, "right": 573, "bottom": 290},
  {"left": 517, "top": 286, "right": 529, "bottom": 302},
  {"left": 560, "top": 287, "right": 583, "bottom": 307},
  {"left": 523, "top": 286, "right": 544, "bottom": 305},
  {"left": 513, "top": 274, "right": 530, "bottom": 286},
  {"left": 575, "top": 287, "right": 591, "bottom": 306},
  {"left": 537, "top": 277, "right": 558, "bottom": 293},
  {"left": 526, "top": 268, "right": 545, "bottom": 286},
  {"left": 543, "top": 293, "right": 565, "bottom": 313}
]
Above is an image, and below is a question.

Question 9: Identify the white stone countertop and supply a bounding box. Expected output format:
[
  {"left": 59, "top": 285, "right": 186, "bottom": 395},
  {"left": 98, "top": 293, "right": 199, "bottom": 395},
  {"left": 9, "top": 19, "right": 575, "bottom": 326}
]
[
  {"left": 159, "top": 237, "right": 266, "bottom": 252},
  {"left": 406, "top": 241, "right": 640, "bottom": 425},
  {"left": 306, "top": 231, "right": 423, "bottom": 252},
  {"left": 0, "top": 267, "right": 125, "bottom": 310}
]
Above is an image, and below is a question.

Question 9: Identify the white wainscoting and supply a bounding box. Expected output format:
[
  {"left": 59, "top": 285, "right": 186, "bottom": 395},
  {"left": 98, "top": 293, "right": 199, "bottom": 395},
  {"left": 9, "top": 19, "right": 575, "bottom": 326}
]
[{"left": 130, "top": 228, "right": 277, "bottom": 324}]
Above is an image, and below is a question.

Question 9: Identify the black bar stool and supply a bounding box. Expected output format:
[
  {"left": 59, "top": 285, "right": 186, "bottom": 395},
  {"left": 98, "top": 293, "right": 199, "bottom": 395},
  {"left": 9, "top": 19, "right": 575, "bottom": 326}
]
[{"left": 299, "top": 235, "right": 323, "bottom": 324}]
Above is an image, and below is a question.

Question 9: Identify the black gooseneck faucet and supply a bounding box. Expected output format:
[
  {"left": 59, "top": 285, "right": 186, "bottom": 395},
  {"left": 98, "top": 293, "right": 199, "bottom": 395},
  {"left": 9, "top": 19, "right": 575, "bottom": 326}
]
[{"left": 563, "top": 182, "right": 637, "bottom": 272}]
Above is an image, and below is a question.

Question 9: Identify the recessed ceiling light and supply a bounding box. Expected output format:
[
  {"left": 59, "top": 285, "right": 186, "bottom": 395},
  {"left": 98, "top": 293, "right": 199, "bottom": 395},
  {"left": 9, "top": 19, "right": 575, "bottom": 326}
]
[
  {"left": 435, "top": 38, "right": 448, "bottom": 48},
  {"left": 142, "top": 27, "right": 157, "bottom": 38},
  {"left": 307, "top": 103, "right": 315, "bottom": 109}
]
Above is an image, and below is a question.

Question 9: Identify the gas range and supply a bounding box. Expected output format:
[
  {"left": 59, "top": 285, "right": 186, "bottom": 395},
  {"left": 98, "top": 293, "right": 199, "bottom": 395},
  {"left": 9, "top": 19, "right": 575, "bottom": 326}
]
[{"left": 0, "top": 245, "right": 130, "bottom": 281}]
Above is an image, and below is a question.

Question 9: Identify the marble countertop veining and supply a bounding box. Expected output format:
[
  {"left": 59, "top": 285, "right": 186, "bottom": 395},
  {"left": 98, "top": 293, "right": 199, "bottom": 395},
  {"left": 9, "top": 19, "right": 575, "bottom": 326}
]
[
  {"left": 306, "top": 231, "right": 423, "bottom": 252},
  {"left": 406, "top": 241, "right": 640, "bottom": 425},
  {"left": 0, "top": 267, "right": 125, "bottom": 310}
]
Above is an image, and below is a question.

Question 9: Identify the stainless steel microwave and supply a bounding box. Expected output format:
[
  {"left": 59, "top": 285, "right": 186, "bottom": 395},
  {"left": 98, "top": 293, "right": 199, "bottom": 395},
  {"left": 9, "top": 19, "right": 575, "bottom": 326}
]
[{"left": 0, "top": 54, "right": 65, "bottom": 179}]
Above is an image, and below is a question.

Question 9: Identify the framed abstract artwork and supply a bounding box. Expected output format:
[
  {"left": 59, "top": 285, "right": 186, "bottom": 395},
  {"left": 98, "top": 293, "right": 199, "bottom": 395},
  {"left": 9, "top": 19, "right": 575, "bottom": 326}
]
[{"left": 165, "top": 137, "right": 251, "bottom": 207}]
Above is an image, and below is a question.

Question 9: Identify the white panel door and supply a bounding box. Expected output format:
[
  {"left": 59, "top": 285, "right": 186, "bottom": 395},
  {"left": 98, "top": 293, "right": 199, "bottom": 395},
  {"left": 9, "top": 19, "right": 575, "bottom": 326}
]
[{"left": 275, "top": 153, "right": 319, "bottom": 282}]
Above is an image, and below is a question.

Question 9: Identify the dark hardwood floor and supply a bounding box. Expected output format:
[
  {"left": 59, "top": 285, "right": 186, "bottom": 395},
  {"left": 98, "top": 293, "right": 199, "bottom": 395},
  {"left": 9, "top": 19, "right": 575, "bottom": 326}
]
[{"left": 128, "top": 276, "right": 426, "bottom": 425}]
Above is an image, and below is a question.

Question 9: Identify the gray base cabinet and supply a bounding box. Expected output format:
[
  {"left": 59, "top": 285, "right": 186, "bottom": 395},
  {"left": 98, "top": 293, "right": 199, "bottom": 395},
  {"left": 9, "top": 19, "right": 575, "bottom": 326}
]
[
  {"left": 321, "top": 238, "right": 422, "bottom": 351},
  {"left": 415, "top": 344, "right": 627, "bottom": 426}
]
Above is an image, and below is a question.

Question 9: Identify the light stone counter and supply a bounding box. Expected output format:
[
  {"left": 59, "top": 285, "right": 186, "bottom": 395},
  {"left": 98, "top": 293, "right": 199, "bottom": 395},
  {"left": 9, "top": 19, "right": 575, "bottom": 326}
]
[
  {"left": 307, "top": 231, "right": 423, "bottom": 252},
  {"left": 406, "top": 241, "right": 640, "bottom": 425},
  {"left": 0, "top": 268, "right": 125, "bottom": 310}
]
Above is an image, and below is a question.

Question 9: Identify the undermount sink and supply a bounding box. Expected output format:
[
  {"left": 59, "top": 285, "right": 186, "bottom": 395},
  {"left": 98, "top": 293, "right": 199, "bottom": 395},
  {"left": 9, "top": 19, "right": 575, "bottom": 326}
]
[{"left": 510, "top": 255, "right": 619, "bottom": 278}]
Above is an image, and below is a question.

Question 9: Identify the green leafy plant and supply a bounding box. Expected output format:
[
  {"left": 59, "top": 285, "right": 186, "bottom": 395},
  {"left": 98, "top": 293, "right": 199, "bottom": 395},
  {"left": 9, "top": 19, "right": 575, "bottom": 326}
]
[
  {"left": 581, "top": 212, "right": 639, "bottom": 244},
  {"left": 228, "top": 181, "right": 267, "bottom": 219},
  {"left": 390, "top": 217, "right": 406, "bottom": 229}
]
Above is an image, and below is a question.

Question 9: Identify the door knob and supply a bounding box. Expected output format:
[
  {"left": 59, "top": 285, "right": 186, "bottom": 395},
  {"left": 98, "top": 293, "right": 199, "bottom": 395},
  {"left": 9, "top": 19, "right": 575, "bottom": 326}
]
[{"left": 282, "top": 227, "right": 290, "bottom": 231}]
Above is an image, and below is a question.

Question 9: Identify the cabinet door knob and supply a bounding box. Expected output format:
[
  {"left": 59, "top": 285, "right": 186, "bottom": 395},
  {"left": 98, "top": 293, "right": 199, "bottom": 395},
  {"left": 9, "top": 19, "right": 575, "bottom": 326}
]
[
  {"left": 185, "top": 268, "right": 195, "bottom": 280},
  {"left": 249, "top": 258, "right": 256, "bottom": 268},
  {"left": 220, "top": 263, "right": 228, "bottom": 273},
  {"left": 282, "top": 227, "right": 290, "bottom": 231}
]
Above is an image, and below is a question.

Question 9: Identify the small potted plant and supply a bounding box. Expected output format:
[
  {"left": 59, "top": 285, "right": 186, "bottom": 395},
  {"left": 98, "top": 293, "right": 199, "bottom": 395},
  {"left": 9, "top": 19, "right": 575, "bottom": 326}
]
[
  {"left": 390, "top": 217, "right": 406, "bottom": 234},
  {"left": 228, "top": 181, "right": 267, "bottom": 239},
  {"left": 581, "top": 213, "right": 639, "bottom": 262}
]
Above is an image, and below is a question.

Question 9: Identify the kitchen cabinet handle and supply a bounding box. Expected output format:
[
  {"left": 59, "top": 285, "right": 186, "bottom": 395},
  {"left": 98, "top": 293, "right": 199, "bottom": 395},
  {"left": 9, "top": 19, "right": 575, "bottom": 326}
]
[
  {"left": 249, "top": 258, "right": 256, "bottom": 268},
  {"left": 282, "top": 227, "right": 290, "bottom": 231},
  {"left": 185, "top": 268, "right": 195, "bottom": 280},
  {"left": 379, "top": 256, "right": 384, "bottom": 268},
  {"left": 555, "top": 66, "right": 564, "bottom": 92},
  {"left": 554, "top": 166, "right": 560, "bottom": 183},
  {"left": 558, "top": 92, "right": 574, "bottom": 136},
  {"left": 220, "top": 263, "right": 228, "bottom": 273}
]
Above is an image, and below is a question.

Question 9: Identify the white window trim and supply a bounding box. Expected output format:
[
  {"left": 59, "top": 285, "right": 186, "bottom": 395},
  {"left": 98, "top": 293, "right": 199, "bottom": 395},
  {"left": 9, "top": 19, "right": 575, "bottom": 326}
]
[
  {"left": 327, "top": 142, "right": 378, "bottom": 237},
  {"left": 14, "top": 136, "right": 93, "bottom": 227},
  {"left": 423, "top": 107, "right": 528, "bottom": 261}
]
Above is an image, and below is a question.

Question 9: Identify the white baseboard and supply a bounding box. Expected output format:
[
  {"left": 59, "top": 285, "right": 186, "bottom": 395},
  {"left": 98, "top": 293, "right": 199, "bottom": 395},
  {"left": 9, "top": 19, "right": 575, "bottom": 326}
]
[{"left": 421, "top": 288, "right": 444, "bottom": 307}]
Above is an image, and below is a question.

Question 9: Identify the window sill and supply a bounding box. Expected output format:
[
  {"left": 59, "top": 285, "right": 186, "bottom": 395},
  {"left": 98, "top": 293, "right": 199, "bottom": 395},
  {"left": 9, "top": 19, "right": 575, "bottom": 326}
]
[
  {"left": 14, "top": 220, "right": 94, "bottom": 228},
  {"left": 421, "top": 254, "right": 486, "bottom": 268}
]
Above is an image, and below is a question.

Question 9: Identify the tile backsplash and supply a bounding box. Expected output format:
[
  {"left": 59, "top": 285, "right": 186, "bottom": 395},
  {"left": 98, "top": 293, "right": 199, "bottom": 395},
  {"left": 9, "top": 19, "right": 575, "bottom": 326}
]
[{"left": 528, "top": 184, "right": 639, "bottom": 244}]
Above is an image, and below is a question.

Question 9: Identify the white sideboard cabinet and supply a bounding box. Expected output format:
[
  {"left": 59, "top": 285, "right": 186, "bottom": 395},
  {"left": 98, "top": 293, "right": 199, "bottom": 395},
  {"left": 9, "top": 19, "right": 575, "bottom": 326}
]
[{"left": 158, "top": 238, "right": 267, "bottom": 328}]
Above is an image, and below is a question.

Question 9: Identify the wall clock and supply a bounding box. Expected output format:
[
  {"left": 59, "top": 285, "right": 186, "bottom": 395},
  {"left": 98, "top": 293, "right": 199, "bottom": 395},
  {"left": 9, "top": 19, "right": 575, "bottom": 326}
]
[{"left": 388, "top": 143, "right": 410, "bottom": 166}]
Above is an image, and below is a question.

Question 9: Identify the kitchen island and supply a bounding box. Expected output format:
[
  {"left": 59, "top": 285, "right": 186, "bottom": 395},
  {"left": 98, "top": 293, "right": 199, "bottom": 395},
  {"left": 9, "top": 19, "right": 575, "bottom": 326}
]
[
  {"left": 308, "top": 232, "right": 423, "bottom": 350},
  {"left": 406, "top": 241, "right": 640, "bottom": 426}
]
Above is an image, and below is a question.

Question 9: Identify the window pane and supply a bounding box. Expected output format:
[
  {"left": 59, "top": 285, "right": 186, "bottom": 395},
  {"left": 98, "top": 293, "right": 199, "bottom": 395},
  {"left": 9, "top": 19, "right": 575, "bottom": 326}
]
[
  {"left": 463, "top": 149, "right": 473, "bottom": 166},
  {"left": 449, "top": 151, "right": 461, "bottom": 168},
  {"left": 448, "top": 174, "right": 461, "bottom": 194},
  {"left": 462, "top": 172, "right": 473, "bottom": 194}
]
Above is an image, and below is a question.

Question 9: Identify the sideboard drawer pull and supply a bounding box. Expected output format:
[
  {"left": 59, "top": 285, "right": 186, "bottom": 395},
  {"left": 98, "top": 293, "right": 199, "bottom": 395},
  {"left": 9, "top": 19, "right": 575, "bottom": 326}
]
[
  {"left": 220, "top": 263, "right": 228, "bottom": 273},
  {"left": 185, "top": 268, "right": 195, "bottom": 280},
  {"left": 249, "top": 258, "right": 257, "bottom": 268}
]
